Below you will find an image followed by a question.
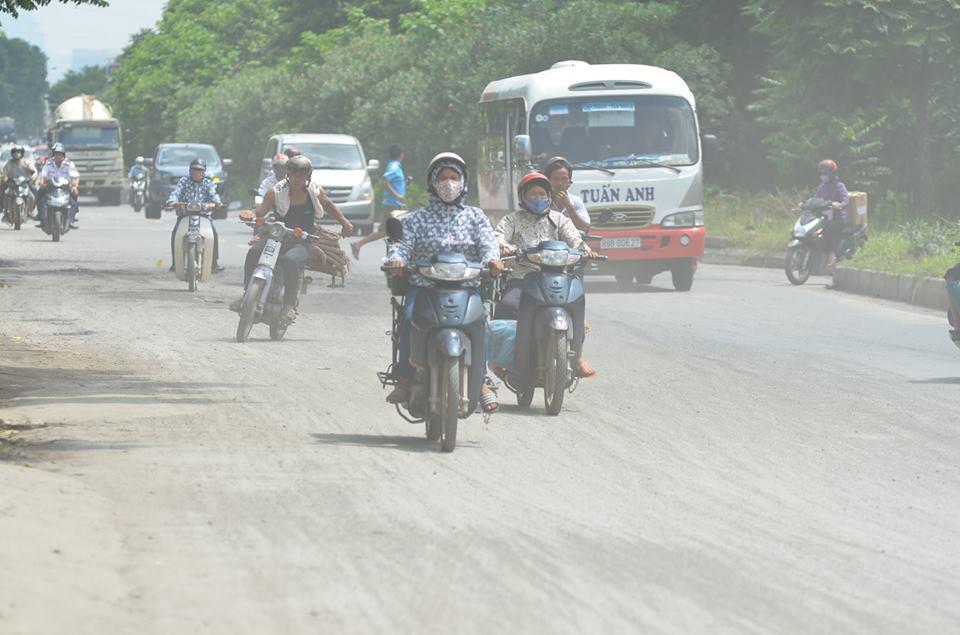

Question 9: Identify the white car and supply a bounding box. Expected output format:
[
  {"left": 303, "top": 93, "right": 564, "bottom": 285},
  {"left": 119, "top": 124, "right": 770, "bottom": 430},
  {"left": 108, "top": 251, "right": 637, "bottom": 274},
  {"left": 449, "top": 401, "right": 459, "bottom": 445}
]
[{"left": 260, "top": 133, "right": 379, "bottom": 235}]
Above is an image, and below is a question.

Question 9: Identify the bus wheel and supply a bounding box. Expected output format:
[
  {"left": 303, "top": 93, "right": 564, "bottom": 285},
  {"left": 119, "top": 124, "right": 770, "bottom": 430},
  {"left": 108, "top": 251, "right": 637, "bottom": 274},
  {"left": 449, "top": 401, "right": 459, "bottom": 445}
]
[{"left": 671, "top": 259, "right": 695, "bottom": 292}]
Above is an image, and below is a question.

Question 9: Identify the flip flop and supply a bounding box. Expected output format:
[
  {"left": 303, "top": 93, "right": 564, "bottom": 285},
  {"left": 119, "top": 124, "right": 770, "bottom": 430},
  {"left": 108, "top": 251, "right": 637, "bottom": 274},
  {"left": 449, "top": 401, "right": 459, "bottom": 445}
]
[{"left": 350, "top": 242, "right": 361, "bottom": 261}]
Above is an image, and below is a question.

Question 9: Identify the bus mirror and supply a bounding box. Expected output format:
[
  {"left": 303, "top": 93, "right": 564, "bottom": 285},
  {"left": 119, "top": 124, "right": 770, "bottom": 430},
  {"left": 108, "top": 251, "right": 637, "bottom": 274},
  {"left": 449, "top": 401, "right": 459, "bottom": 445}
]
[
  {"left": 513, "top": 135, "right": 531, "bottom": 161},
  {"left": 702, "top": 134, "right": 719, "bottom": 154}
]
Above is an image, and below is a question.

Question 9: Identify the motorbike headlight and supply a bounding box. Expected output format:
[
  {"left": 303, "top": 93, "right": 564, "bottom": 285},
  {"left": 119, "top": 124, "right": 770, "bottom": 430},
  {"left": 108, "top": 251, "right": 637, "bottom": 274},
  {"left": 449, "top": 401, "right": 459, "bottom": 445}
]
[
  {"left": 268, "top": 223, "right": 286, "bottom": 239},
  {"left": 539, "top": 248, "right": 572, "bottom": 267},
  {"left": 419, "top": 262, "right": 480, "bottom": 281}
]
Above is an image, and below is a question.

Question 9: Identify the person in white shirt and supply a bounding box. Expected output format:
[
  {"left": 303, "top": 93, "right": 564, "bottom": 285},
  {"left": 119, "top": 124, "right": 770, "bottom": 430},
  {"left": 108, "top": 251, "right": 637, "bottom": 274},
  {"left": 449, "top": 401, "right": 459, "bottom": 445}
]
[
  {"left": 544, "top": 156, "right": 591, "bottom": 231},
  {"left": 257, "top": 154, "right": 288, "bottom": 200},
  {"left": 36, "top": 142, "right": 80, "bottom": 229}
]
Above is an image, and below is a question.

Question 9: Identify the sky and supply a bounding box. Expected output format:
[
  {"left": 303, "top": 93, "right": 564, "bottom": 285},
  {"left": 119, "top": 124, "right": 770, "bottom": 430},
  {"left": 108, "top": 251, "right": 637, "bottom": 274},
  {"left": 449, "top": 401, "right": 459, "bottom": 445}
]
[{"left": 0, "top": 0, "right": 167, "bottom": 81}]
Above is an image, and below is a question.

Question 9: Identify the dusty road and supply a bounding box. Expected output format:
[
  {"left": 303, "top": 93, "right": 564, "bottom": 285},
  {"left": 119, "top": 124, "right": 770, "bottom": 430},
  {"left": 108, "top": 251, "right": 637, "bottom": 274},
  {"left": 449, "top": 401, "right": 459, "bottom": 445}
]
[{"left": 1, "top": 204, "right": 958, "bottom": 633}]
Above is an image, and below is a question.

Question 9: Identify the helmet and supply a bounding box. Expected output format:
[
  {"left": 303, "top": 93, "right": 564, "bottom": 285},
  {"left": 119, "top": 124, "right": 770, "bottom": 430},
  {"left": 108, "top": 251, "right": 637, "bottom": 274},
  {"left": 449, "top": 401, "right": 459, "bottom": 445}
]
[
  {"left": 51, "top": 142, "right": 65, "bottom": 155},
  {"left": 189, "top": 158, "right": 206, "bottom": 171},
  {"left": 36, "top": 155, "right": 47, "bottom": 166},
  {"left": 517, "top": 172, "right": 552, "bottom": 214},
  {"left": 427, "top": 151, "right": 467, "bottom": 184},
  {"left": 544, "top": 156, "right": 573, "bottom": 179},
  {"left": 10, "top": 146, "right": 24, "bottom": 159},
  {"left": 283, "top": 146, "right": 301, "bottom": 159},
  {"left": 134, "top": 156, "right": 144, "bottom": 165},
  {"left": 818, "top": 159, "right": 838, "bottom": 175},
  {"left": 272, "top": 153, "right": 288, "bottom": 169},
  {"left": 287, "top": 154, "right": 313, "bottom": 173}
]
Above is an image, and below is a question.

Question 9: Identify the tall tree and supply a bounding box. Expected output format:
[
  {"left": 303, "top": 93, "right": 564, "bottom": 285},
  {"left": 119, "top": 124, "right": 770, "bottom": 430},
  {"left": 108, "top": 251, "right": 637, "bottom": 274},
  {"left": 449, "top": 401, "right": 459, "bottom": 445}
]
[{"left": 0, "top": 35, "right": 47, "bottom": 135}]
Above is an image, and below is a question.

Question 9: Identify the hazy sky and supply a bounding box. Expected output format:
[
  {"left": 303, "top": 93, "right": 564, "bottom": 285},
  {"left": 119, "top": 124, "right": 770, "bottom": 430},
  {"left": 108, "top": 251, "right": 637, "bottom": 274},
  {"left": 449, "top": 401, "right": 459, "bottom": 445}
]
[{"left": 1, "top": 0, "right": 167, "bottom": 81}]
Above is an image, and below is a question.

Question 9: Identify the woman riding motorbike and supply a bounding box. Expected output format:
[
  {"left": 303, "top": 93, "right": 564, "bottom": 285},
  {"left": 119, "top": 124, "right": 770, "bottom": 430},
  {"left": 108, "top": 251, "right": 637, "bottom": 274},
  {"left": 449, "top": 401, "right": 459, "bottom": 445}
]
[
  {"left": 493, "top": 172, "right": 597, "bottom": 378},
  {"left": 383, "top": 152, "right": 503, "bottom": 411},
  {"left": 814, "top": 159, "right": 850, "bottom": 268},
  {"left": 236, "top": 155, "right": 354, "bottom": 322}
]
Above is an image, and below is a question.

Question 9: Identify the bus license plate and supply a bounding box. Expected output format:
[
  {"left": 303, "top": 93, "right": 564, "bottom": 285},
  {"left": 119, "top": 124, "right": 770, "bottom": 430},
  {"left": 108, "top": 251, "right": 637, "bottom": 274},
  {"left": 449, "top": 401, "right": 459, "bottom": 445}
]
[{"left": 600, "top": 237, "right": 642, "bottom": 249}]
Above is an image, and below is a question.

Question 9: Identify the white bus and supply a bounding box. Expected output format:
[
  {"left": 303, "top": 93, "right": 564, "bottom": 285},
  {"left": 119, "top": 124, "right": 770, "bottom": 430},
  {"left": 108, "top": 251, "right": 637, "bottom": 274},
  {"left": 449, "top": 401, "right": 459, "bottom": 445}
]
[{"left": 478, "top": 61, "right": 713, "bottom": 291}]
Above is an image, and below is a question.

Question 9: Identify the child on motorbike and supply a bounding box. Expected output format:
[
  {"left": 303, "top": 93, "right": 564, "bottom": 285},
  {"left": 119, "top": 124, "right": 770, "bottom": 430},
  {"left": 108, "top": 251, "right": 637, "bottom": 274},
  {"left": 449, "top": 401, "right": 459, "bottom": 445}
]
[{"left": 492, "top": 172, "right": 597, "bottom": 378}]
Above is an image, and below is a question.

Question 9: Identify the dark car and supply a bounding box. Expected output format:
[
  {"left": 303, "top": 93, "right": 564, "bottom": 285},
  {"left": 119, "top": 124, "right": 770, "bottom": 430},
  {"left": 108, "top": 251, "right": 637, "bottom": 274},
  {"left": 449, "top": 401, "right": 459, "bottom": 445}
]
[{"left": 144, "top": 143, "right": 232, "bottom": 218}]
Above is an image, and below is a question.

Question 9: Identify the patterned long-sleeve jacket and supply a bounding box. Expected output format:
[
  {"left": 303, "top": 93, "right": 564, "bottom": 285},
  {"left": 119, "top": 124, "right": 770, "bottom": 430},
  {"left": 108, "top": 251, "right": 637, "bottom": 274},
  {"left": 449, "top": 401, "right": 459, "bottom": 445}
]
[
  {"left": 166, "top": 176, "right": 221, "bottom": 207},
  {"left": 386, "top": 197, "right": 498, "bottom": 288}
]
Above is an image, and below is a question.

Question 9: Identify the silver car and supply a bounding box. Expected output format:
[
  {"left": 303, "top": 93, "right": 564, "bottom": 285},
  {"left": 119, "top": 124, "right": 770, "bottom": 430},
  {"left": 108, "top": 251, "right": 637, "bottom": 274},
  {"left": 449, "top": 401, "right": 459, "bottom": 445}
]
[{"left": 261, "top": 133, "right": 379, "bottom": 234}]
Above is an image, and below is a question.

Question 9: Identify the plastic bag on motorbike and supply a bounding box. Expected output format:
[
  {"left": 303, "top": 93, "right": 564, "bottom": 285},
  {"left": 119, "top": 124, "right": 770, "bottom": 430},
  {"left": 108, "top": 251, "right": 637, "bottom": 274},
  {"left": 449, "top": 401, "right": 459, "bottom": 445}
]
[{"left": 486, "top": 319, "right": 517, "bottom": 373}]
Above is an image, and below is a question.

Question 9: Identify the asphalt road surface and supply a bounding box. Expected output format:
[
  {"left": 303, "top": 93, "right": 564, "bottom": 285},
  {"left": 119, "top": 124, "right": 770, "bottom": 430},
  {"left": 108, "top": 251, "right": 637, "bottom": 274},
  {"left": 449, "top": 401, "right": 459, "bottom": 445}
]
[{"left": 1, "top": 203, "right": 958, "bottom": 634}]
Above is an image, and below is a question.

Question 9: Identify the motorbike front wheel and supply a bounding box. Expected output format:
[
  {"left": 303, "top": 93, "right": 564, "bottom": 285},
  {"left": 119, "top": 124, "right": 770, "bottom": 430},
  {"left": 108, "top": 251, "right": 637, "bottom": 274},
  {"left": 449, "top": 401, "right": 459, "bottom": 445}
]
[
  {"left": 439, "top": 356, "right": 460, "bottom": 453},
  {"left": 236, "top": 278, "right": 264, "bottom": 342},
  {"left": 785, "top": 244, "right": 811, "bottom": 285},
  {"left": 13, "top": 202, "right": 22, "bottom": 230},
  {"left": 186, "top": 244, "right": 198, "bottom": 292},
  {"left": 51, "top": 210, "right": 61, "bottom": 242},
  {"left": 543, "top": 331, "right": 568, "bottom": 416}
]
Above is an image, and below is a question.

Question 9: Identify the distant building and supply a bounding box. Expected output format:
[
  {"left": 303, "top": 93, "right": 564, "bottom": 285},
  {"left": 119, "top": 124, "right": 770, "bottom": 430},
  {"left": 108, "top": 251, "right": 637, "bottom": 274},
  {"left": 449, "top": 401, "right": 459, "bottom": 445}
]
[{"left": 70, "top": 48, "right": 117, "bottom": 71}]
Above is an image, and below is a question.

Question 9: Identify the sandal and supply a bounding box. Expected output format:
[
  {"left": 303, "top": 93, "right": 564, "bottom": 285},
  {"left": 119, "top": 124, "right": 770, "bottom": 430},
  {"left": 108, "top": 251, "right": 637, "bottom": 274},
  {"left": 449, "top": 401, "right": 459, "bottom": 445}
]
[
  {"left": 479, "top": 382, "right": 499, "bottom": 413},
  {"left": 350, "top": 242, "right": 361, "bottom": 261}
]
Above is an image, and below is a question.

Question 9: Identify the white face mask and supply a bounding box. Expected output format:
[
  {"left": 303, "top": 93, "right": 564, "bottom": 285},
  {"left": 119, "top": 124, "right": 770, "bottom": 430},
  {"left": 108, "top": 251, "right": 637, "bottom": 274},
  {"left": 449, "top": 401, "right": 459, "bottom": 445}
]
[{"left": 434, "top": 178, "right": 463, "bottom": 203}]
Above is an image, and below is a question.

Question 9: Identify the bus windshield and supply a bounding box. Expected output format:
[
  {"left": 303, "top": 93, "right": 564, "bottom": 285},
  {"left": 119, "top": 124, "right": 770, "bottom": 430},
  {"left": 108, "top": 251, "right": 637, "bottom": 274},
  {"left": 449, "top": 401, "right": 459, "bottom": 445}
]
[
  {"left": 529, "top": 96, "right": 699, "bottom": 168},
  {"left": 59, "top": 125, "right": 120, "bottom": 150}
]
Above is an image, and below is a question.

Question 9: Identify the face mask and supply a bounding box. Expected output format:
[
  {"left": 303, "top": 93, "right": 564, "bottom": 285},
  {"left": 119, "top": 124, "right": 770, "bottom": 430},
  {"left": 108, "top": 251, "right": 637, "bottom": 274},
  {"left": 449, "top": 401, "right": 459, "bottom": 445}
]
[
  {"left": 524, "top": 196, "right": 551, "bottom": 215},
  {"left": 820, "top": 174, "right": 830, "bottom": 183},
  {"left": 434, "top": 179, "right": 463, "bottom": 203}
]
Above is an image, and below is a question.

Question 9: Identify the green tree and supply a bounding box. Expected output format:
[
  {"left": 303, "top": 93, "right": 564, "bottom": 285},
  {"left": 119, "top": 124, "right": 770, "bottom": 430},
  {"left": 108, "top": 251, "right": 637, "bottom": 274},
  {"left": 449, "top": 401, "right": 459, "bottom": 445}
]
[
  {"left": 0, "top": 35, "right": 47, "bottom": 135},
  {"left": 745, "top": 0, "right": 960, "bottom": 214},
  {"left": 0, "top": 0, "right": 105, "bottom": 17},
  {"left": 47, "top": 64, "right": 108, "bottom": 109}
]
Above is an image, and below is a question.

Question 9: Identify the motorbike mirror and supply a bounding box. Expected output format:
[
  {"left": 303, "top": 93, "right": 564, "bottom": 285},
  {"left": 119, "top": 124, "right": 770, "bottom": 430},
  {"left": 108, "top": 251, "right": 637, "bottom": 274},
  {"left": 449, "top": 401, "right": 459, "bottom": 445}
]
[
  {"left": 513, "top": 134, "right": 532, "bottom": 162},
  {"left": 385, "top": 217, "right": 403, "bottom": 242}
]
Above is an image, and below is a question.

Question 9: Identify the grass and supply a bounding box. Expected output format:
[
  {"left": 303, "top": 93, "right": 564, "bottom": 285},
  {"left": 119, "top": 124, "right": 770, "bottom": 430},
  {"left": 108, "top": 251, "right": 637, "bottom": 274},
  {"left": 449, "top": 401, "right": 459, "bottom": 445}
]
[{"left": 706, "top": 190, "right": 959, "bottom": 280}]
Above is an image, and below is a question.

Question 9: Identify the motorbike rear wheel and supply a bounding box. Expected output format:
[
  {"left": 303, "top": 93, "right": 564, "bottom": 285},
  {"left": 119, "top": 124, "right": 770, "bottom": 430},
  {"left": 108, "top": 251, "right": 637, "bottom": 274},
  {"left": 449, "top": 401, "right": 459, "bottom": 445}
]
[
  {"left": 236, "top": 278, "right": 264, "bottom": 343},
  {"left": 439, "top": 357, "right": 460, "bottom": 453},
  {"left": 186, "top": 244, "right": 198, "bottom": 292},
  {"left": 269, "top": 322, "right": 287, "bottom": 341},
  {"left": 543, "top": 331, "right": 568, "bottom": 416},
  {"left": 51, "top": 211, "right": 61, "bottom": 242},
  {"left": 516, "top": 387, "right": 534, "bottom": 408},
  {"left": 785, "top": 245, "right": 811, "bottom": 285}
]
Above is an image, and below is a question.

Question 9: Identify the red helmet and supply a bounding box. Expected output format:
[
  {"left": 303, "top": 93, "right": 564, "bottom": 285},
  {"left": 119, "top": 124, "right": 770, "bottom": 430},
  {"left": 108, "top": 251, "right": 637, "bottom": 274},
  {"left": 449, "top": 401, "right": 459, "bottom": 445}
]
[
  {"left": 818, "top": 159, "right": 838, "bottom": 175},
  {"left": 517, "top": 172, "right": 552, "bottom": 214}
]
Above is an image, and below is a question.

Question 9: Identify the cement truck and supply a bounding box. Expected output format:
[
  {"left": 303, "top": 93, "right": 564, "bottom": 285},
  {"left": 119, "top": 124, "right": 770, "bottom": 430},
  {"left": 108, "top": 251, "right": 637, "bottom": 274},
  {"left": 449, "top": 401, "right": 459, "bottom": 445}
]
[{"left": 47, "top": 95, "right": 124, "bottom": 205}]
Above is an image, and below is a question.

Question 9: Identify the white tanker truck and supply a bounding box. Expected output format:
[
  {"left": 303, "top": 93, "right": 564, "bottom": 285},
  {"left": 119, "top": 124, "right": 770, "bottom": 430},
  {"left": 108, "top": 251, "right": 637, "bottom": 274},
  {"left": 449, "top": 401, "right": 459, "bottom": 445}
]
[{"left": 47, "top": 95, "right": 124, "bottom": 205}]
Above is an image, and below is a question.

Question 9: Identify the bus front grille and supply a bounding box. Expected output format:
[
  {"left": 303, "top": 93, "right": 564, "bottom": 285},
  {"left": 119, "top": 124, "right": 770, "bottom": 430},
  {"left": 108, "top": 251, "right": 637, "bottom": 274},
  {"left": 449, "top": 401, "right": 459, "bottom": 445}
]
[{"left": 588, "top": 207, "right": 655, "bottom": 229}]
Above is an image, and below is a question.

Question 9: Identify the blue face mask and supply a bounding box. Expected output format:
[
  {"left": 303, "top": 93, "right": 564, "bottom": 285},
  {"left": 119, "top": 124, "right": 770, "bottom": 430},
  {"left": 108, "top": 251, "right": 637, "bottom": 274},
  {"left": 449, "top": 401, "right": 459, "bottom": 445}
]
[{"left": 524, "top": 196, "right": 551, "bottom": 215}]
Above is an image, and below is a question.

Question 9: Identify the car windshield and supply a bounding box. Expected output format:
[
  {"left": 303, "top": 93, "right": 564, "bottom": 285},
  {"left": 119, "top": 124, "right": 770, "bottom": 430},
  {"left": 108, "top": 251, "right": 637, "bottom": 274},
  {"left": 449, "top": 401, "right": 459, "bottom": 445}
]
[
  {"left": 530, "top": 96, "right": 699, "bottom": 169},
  {"left": 290, "top": 143, "right": 363, "bottom": 170},
  {"left": 59, "top": 125, "right": 120, "bottom": 149},
  {"left": 156, "top": 146, "right": 222, "bottom": 168}
]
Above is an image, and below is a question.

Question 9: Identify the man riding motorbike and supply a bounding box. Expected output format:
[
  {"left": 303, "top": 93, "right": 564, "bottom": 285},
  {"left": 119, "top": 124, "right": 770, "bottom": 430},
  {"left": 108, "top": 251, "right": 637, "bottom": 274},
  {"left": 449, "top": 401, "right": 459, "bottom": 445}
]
[
  {"left": 257, "top": 154, "right": 288, "bottom": 199},
  {"left": 383, "top": 152, "right": 503, "bottom": 411},
  {"left": 544, "top": 156, "right": 591, "bottom": 231},
  {"left": 235, "top": 154, "right": 354, "bottom": 321},
  {"left": 1, "top": 145, "right": 37, "bottom": 220},
  {"left": 814, "top": 159, "right": 849, "bottom": 268},
  {"left": 128, "top": 156, "right": 149, "bottom": 198},
  {"left": 493, "top": 172, "right": 597, "bottom": 378},
  {"left": 166, "top": 158, "right": 223, "bottom": 272},
  {"left": 36, "top": 143, "right": 80, "bottom": 229}
]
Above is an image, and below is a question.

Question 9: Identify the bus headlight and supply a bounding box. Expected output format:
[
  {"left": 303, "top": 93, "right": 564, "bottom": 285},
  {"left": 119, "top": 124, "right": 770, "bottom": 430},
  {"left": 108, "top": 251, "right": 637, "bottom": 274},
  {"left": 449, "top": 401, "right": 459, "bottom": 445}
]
[{"left": 661, "top": 210, "right": 704, "bottom": 228}]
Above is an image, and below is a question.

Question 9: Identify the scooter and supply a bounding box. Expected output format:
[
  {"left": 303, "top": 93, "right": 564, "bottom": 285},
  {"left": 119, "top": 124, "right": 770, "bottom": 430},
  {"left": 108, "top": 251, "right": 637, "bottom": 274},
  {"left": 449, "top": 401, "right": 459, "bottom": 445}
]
[
  {"left": 236, "top": 218, "right": 319, "bottom": 342},
  {"left": 40, "top": 177, "right": 72, "bottom": 242},
  {"left": 378, "top": 220, "right": 487, "bottom": 452},
  {"left": 496, "top": 241, "right": 605, "bottom": 415},
  {"left": 2, "top": 176, "right": 32, "bottom": 230},
  {"left": 131, "top": 174, "right": 147, "bottom": 212},
  {"left": 785, "top": 197, "right": 867, "bottom": 285},
  {"left": 168, "top": 201, "right": 218, "bottom": 292}
]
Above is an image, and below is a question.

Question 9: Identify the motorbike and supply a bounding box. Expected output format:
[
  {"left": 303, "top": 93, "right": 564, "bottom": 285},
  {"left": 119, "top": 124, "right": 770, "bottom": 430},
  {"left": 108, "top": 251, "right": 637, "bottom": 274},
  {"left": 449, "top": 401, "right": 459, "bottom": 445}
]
[
  {"left": 378, "top": 221, "right": 488, "bottom": 452},
  {"left": 41, "top": 177, "right": 72, "bottom": 242},
  {"left": 130, "top": 174, "right": 147, "bottom": 212},
  {"left": 236, "top": 217, "right": 319, "bottom": 342},
  {"left": 495, "top": 241, "right": 605, "bottom": 415},
  {"left": 168, "top": 201, "right": 218, "bottom": 292},
  {"left": 785, "top": 197, "right": 867, "bottom": 285},
  {"left": 2, "top": 176, "right": 32, "bottom": 230}
]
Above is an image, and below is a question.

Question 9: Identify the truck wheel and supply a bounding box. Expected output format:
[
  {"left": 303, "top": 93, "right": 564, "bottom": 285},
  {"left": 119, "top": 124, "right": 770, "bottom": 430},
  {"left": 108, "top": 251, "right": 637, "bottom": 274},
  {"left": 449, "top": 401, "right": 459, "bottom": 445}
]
[{"left": 671, "top": 259, "right": 695, "bottom": 292}]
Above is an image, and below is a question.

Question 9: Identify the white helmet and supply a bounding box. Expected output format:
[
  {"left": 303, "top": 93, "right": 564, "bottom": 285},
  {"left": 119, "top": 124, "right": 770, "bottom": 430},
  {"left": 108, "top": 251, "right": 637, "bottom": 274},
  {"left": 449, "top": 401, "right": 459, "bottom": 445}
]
[
  {"left": 426, "top": 152, "right": 468, "bottom": 199},
  {"left": 134, "top": 156, "right": 144, "bottom": 165}
]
